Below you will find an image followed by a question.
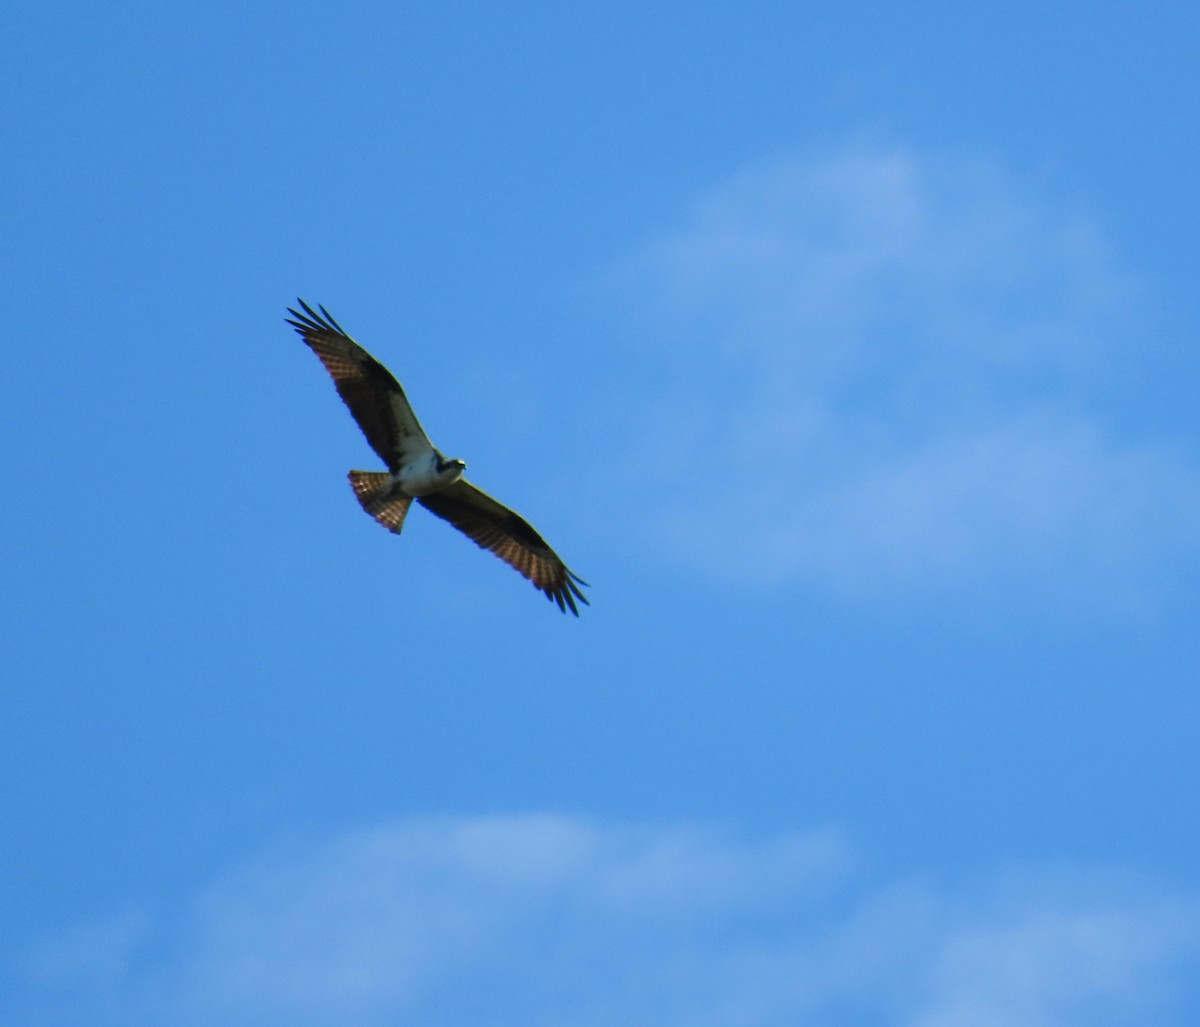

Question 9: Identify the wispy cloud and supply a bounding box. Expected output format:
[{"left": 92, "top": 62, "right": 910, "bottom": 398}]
[
  {"left": 16, "top": 816, "right": 1200, "bottom": 1025},
  {"left": 610, "top": 143, "right": 1200, "bottom": 609}
]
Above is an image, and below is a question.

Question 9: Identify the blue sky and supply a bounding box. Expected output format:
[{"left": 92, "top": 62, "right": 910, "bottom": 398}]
[{"left": 3, "top": 2, "right": 1199, "bottom": 1024}]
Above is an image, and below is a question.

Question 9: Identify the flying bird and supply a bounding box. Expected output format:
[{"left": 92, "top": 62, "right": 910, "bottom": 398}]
[{"left": 288, "top": 299, "right": 589, "bottom": 615}]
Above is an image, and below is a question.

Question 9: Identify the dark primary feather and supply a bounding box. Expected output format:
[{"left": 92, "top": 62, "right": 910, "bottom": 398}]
[
  {"left": 418, "top": 480, "right": 589, "bottom": 615},
  {"left": 287, "top": 299, "right": 430, "bottom": 472}
]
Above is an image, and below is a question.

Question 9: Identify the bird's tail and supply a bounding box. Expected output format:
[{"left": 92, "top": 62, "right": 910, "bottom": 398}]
[{"left": 348, "top": 471, "right": 413, "bottom": 534}]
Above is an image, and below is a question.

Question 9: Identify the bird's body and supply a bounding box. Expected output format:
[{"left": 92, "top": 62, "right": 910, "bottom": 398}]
[
  {"left": 393, "top": 452, "right": 467, "bottom": 497},
  {"left": 288, "top": 300, "right": 589, "bottom": 615}
]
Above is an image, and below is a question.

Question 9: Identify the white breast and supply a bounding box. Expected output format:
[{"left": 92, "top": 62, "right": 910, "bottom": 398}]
[{"left": 397, "top": 452, "right": 463, "bottom": 496}]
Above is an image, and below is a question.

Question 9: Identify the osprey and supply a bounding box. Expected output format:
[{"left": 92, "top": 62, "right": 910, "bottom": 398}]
[{"left": 288, "top": 300, "right": 589, "bottom": 615}]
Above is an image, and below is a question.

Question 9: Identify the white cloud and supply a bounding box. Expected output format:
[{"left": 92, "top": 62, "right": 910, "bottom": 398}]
[
  {"left": 611, "top": 143, "right": 1200, "bottom": 608},
  {"left": 16, "top": 816, "right": 1200, "bottom": 1026},
  {"left": 912, "top": 877, "right": 1199, "bottom": 1027}
]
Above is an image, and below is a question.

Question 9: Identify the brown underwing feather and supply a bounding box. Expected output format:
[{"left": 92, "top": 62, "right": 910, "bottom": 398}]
[
  {"left": 287, "top": 299, "right": 432, "bottom": 473},
  {"left": 418, "top": 479, "right": 589, "bottom": 616}
]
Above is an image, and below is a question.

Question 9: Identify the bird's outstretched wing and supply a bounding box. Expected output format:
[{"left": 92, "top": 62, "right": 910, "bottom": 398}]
[
  {"left": 287, "top": 299, "right": 433, "bottom": 472},
  {"left": 418, "top": 479, "right": 589, "bottom": 615}
]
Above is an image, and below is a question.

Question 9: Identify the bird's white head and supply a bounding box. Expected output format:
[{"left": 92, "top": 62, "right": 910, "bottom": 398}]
[
  {"left": 397, "top": 451, "right": 466, "bottom": 496},
  {"left": 433, "top": 452, "right": 467, "bottom": 485}
]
